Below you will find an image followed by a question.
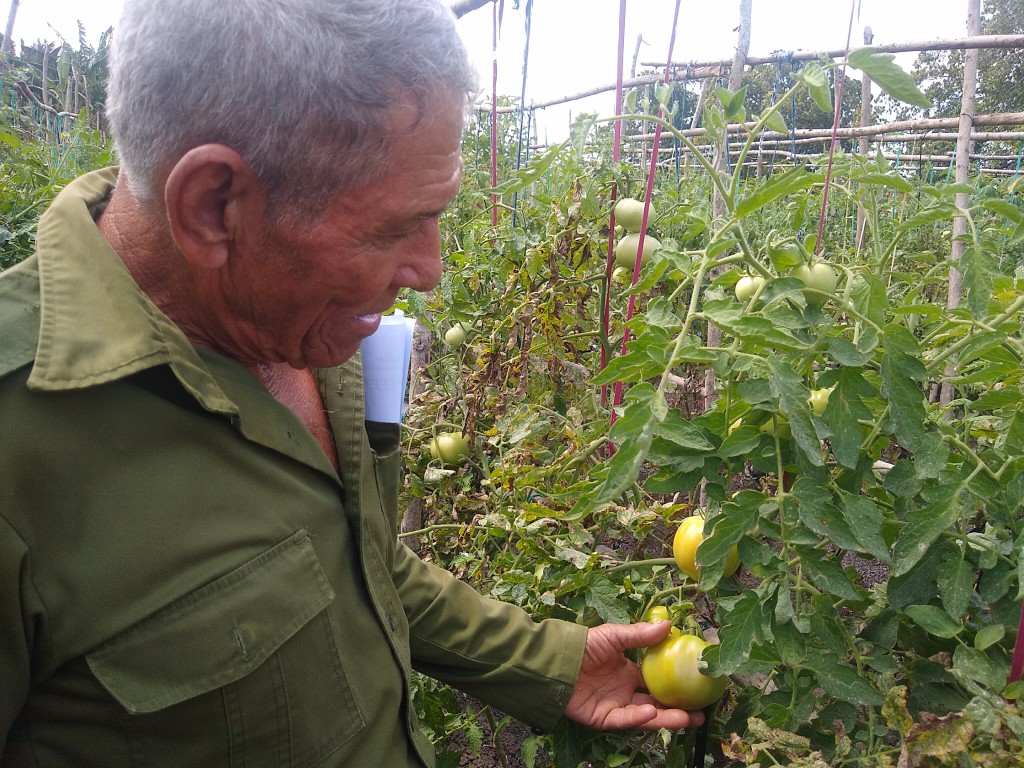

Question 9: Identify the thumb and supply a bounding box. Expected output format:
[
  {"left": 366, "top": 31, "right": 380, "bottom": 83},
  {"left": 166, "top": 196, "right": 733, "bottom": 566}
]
[{"left": 595, "top": 620, "right": 673, "bottom": 652}]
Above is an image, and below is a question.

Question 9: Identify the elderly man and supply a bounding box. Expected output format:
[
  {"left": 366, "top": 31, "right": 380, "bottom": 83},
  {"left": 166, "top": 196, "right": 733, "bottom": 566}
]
[{"left": 0, "top": 0, "right": 701, "bottom": 765}]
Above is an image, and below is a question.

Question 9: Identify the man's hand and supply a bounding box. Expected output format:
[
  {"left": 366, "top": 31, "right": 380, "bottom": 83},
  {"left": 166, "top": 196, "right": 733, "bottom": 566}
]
[{"left": 564, "top": 621, "right": 705, "bottom": 731}]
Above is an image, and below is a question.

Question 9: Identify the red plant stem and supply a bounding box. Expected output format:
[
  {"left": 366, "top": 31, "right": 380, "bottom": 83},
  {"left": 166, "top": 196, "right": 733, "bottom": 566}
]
[
  {"left": 601, "top": 0, "right": 628, "bottom": 411},
  {"left": 1011, "top": 602, "right": 1024, "bottom": 683},
  {"left": 611, "top": 0, "right": 683, "bottom": 412}
]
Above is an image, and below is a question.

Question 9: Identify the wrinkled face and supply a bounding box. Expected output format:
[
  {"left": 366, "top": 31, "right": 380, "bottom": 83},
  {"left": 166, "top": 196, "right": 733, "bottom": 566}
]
[{"left": 216, "top": 90, "right": 464, "bottom": 370}]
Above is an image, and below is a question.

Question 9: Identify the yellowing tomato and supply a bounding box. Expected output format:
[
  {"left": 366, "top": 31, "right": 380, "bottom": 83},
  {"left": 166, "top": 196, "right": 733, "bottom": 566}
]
[
  {"left": 641, "top": 632, "right": 728, "bottom": 710},
  {"left": 642, "top": 605, "right": 671, "bottom": 624},
  {"left": 808, "top": 387, "right": 834, "bottom": 415},
  {"left": 672, "top": 515, "right": 739, "bottom": 581}
]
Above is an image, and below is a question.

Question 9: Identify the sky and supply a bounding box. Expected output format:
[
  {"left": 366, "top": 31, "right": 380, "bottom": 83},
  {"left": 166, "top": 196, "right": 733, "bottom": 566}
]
[{"left": 11, "top": 0, "right": 975, "bottom": 140}]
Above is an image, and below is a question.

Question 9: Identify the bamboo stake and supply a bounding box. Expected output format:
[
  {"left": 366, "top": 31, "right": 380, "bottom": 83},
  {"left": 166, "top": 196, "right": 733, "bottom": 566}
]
[
  {"left": 856, "top": 26, "right": 874, "bottom": 250},
  {"left": 941, "top": 0, "right": 981, "bottom": 409}
]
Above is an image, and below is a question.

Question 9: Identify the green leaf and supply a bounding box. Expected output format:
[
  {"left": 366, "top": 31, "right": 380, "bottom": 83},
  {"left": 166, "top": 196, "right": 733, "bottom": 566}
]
[
  {"left": 905, "top": 604, "right": 962, "bottom": 638},
  {"left": 489, "top": 141, "right": 565, "bottom": 196},
  {"left": 847, "top": 47, "right": 931, "bottom": 109},
  {"left": 980, "top": 198, "right": 1022, "bottom": 223},
  {"left": 824, "top": 370, "right": 876, "bottom": 470},
  {"left": 806, "top": 655, "right": 885, "bottom": 707},
  {"left": 799, "top": 548, "right": 864, "bottom": 601},
  {"left": 880, "top": 326, "right": 928, "bottom": 453},
  {"left": 715, "top": 590, "right": 764, "bottom": 674},
  {"left": 762, "top": 108, "right": 788, "bottom": 135},
  {"left": 654, "top": 409, "right": 716, "bottom": 452},
  {"left": 584, "top": 574, "right": 631, "bottom": 624},
  {"left": 736, "top": 166, "right": 822, "bottom": 218},
  {"left": 836, "top": 492, "right": 891, "bottom": 562},
  {"left": 960, "top": 242, "right": 997, "bottom": 320},
  {"left": 937, "top": 549, "right": 973, "bottom": 621},
  {"left": 892, "top": 488, "right": 967, "bottom": 576},
  {"left": 569, "top": 114, "right": 597, "bottom": 155},
  {"left": 974, "top": 624, "right": 1005, "bottom": 651},
  {"left": 793, "top": 479, "right": 861, "bottom": 551},
  {"left": 952, "top": 645, "right": 1007, "bottom": 692},
  {"left": 853, "top": 172, "right": 914, "bottom": 193},
  {"left": 796, "top": 62, "right": 833, "bottom": 113},
  {"left": 768, "top": 359, "right": 822, "bottom": 467}
]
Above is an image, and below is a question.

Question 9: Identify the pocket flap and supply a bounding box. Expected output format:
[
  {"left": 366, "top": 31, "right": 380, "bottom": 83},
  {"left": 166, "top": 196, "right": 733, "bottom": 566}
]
[{"left": 87, "top": 529, "right": 334, "bottom": 714}]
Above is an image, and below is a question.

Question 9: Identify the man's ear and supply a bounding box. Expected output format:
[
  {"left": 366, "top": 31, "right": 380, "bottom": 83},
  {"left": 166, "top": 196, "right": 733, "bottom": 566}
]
[{"left": 164, "top": 145, "right": 263, "bottom": 269}]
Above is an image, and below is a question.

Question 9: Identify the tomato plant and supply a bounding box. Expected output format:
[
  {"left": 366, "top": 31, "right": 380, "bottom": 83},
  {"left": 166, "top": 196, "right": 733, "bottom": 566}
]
[{"left": 641, "top": 632, "right": 728, "bottom": 710}]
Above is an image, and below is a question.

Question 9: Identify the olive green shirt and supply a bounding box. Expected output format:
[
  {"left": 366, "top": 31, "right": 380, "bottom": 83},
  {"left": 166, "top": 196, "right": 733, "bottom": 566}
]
[{"left": 0, "top": 169, "right": 588, "bottom": 767}]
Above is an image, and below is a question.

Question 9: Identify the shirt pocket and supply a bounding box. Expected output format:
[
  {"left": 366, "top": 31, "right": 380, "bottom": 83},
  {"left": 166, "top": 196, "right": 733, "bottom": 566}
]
[{"left": 85, "top": 529, "right": 365, "bottom": 768}]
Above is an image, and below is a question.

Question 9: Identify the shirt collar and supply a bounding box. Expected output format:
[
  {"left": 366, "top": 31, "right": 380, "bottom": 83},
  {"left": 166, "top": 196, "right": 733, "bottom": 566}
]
[{"left": 27, "top": 168, "right": 237, "bottom": 416}]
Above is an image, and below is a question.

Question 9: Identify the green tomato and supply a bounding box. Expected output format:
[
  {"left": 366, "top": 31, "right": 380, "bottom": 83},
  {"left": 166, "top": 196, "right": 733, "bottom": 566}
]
[
  {"left": 613, "top": 197, "right": 654, "bottom": 233},
  {"left": 429, "top": 432, "right": 470, "bottom": 466},
  {"left": 443, "top": 322, "right": 468, "bottom": 347},
  {"left": 791, "top": 261, "right": 838, "bottom": 305},
  {"left": 614, "top": 232, "right": 661, "bottom": 270},
  {"left": 808, "top": 387, "right": 834, "bottom": 415},
  {"left": 672, "top": 515, "right": 739, "bottom": 582},
  {"left": 734, "top": 274, "right": 765, "bottom": 302},
  {"left": 641, "top": 633, "right": 728, "bottom": 710}
]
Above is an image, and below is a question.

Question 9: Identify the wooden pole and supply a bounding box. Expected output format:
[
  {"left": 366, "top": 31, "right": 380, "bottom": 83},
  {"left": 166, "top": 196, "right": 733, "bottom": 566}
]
[
  {"left": 475, "top": 35, "right": 1024, "bottom": 115},
  {"left": 940, "top": 0, "right": 981, "bottom": 409},
  {"left": 2, "top": 0, "right": 19, "bottom": 56},
  {"left": 705, "top": 0, "right": 751, "bottom": 417},
  {"left": 856, "top": 26, "right": 874, "bottom": 251}
]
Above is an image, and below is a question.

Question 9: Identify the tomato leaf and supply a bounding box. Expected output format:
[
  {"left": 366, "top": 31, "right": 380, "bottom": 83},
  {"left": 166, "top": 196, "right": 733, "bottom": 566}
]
[
  {"left": 584, "top": 575, "right": 631, "bottom": 625},
  {"left": 825, "top": 369, "right": 876, "bottom": 469},
  {"left": 905, "top": 604, "right": 962, "bottom": 639},
  {"left": 847, "top": 48, "right": 931, "bottom": 109},
  {"left": 793, "top": 479, "right": 860, "bottom": 552},
  {"left": 735, "top": 166, "right": 822, "bottom": 218},
  {"left": 836, "top": 492, "right": 891, "bottom": 563},
  {"left": 760, "top": 108, "right": 788, "bottom": 136},
  {"left": 795, "top": 62, "right": 833, "bottom": 113},
  {"left": 713, "top": 590, "right": 764, "bottom": 675},
  {"left": 880, "top": 327, "right": 928, "bottom": 453},
  {"left": 806, "top": 655, "right": 885, "bottom": 707},
  {"left": 768, "top": 359, "right": 822, "bottom": 467},
  {"left": 937, "top": 550, "right": 974, "bottom": 621},
  {"left": 892, "top": 481, "right": 968, "bottom": 576},
  {"left": 489, "top": 141, "right": 565, "bottom": 196},
  {"left": 952, "top": 646, "right": 1006, "bottom": 692},
  {"left": 960, "top": 242, "right": 997, "bottom": 320},
  {"left": 797, "top": 547, "right": 864, "bottom": 601},
  {"left": 853, "top": 172, "right": 914, "bottom": 193}
]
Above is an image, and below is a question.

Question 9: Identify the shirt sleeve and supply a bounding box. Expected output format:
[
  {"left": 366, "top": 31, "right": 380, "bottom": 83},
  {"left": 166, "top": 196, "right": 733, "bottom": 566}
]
[
  {"left": 0, "top": 516, "right": 39, "bottom": 753},
  {"left": 391, "top": 541, "right": 588, "bottom": 731}
]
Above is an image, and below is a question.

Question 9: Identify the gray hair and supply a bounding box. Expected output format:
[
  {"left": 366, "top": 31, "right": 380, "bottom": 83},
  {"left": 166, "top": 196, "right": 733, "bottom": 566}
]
[{"left": 106, "top": 0, "right": 477, "bottom": 218}]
